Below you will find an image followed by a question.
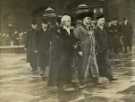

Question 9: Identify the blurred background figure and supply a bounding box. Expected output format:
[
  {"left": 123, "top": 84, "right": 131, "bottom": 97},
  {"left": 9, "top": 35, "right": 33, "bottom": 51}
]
[
  {"left": 110, "top": 18, "right": 122, "bottom": 56},
  {"left": 121, "top": 18, "right": 133, "bottom": 53},
  {"left": 38, "top": 18, "right": 51, "bottom": 78},
  {"left": 13, "top": 30, "right": 19, "bottom": 45},
  {"left": 25, "top": 19, "right": 39, "bottom": 76}
]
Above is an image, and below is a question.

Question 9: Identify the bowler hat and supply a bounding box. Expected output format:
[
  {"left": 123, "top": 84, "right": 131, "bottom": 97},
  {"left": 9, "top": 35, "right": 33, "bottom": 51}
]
[{"left": 75, "top": 4, "right": 93, "bottom": 20}]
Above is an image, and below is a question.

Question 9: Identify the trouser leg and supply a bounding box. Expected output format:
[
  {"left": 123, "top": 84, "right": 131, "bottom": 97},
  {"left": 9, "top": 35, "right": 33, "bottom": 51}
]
[
  {"left": 97, "top": 52, "right": 113, "bottom": 79},
  {"left": 39, "top": 53, "right": 48, "bottom": 74},
  {"left": 31, "top": 53, "right": 39, "bottom": 72}
]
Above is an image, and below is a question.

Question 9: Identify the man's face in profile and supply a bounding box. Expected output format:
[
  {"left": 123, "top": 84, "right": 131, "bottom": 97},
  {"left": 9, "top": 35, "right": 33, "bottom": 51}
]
[{"left": 32, "top": 24, "right": 38, "bottom": 30}]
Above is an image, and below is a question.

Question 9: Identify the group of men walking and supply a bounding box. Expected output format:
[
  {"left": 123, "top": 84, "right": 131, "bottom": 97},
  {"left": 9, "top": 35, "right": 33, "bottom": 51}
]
[
  {"left": 107, "top": 18, "right": 133, "bottom": 55},
  {"left": 25, "top": 4, "right": 133, "bottom": 91}
]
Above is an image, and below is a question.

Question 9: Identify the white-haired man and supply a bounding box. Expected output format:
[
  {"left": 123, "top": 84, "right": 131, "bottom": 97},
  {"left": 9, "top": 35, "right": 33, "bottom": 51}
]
[{"left": 55, "top": 15, "right": 78, "bottom": 91}]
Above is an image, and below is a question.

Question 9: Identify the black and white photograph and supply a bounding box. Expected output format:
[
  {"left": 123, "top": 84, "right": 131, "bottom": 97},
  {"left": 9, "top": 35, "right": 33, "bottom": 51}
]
[{"left": 0, "top": 0, "right": 135, "bottom": 102}]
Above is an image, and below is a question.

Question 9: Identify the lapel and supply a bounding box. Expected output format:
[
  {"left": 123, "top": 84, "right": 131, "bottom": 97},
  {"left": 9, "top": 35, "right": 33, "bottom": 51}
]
[{"left": 61, "top": 27, "right": 73, "bottom": 38}]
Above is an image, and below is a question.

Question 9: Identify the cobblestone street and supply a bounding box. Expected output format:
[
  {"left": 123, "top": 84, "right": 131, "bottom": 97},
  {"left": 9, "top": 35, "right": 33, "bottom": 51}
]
[{"left": 0, "top": 49, "right": 135, "bottom": 102}]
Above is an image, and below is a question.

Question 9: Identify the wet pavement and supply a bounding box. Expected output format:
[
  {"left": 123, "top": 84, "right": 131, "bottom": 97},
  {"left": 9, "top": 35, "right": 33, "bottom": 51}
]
[{"left": 0, "top": 49, "right": 135, "bottom": 102}]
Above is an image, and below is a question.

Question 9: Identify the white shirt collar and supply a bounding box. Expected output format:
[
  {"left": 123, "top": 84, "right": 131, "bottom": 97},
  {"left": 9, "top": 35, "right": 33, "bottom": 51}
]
[{"left": 63, "top": 26, "right": 71, "bottom": 35}]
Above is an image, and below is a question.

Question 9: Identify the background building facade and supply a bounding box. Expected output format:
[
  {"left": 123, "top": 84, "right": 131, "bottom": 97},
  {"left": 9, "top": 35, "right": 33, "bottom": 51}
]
[
  {"left": 105, "top": 0, "right": 135, "bottom": 27},
  {"left": 0, "top": 0, "right": 135, "bottom": 33}
]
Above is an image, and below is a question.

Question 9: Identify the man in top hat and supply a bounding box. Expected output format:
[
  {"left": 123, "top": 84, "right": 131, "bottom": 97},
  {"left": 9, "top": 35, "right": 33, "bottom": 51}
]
[{"left": 95, "top": 15, "right": 117, "bottom": 81}]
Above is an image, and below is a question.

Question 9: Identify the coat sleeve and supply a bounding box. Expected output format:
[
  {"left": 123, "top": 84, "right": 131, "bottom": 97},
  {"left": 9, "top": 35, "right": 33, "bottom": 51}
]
[
  {"left": 130, "top": 24, "right": 133, "bottom": 35},
  {"left": 25, "top": 31, "right": 30, "bottom": 49},
  {"left": 94, "top": 29, "right": 100, "bottom": 53},
  {"left": 74, "top": 27, "right": 82, "bottom": 40},
  {"left": 35, "top": 31, "right": 39, "bottom": 51},
  {"left": 73, "top": 27, "right": 83, "bottom": 52},
  {"left": 36, "top": 30, "right": 41, "bottom": 52}
]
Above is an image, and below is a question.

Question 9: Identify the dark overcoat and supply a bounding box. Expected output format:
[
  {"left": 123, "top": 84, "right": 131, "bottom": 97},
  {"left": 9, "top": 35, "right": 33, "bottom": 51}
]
[
  {"left": 109, "top": 25, "right": 121, "bottom": 52},
  {"left": 95, "top": 27, "right": 112, "bottom": 79},
  {"left": 48, "top": 26, "right": 61, "bottom": 86},
  {"left": 25, "top": 29, "right": 38, "bottom": 64},
  {"left": 56, "top": 27, "right": 77, "bottom": 85},
  {"left": 121, "top": 23, "right": 133, "bottom": 46},
  {"left": 37, "top": 29, "right": 52, "bottom": 70}
]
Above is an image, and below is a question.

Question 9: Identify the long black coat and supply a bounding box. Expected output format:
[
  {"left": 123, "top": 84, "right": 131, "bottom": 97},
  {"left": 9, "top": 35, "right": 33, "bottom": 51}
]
[
  {"left": 56, "top": 27, "right": 77, "bottom": 85},
  {"left": 95, "top": 27, "right": 109, "bottom": 54},
  {"left": 37, "top": 29, "right": 52, "bottom": 54},
  {"left": 48, "top": 26, "right": 61, "bottom": 86},
  {"left": 25, "top": 29, "right": 38, "bottom": 63},
  {"left": 37, "top": 29, "right": 52, "bottom": 70},
  {"left": 95, "top": 27, "right": 112, "bottom": 79}
]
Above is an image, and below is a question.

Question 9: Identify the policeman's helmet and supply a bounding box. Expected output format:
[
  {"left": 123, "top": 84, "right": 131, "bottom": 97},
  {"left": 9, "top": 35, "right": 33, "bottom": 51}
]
[
  {"left": 75, "top": 4, "right": 93, "bottom": 20},
  {"left": 43, "top": 7, "right": 56, "bottom": 18}
]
